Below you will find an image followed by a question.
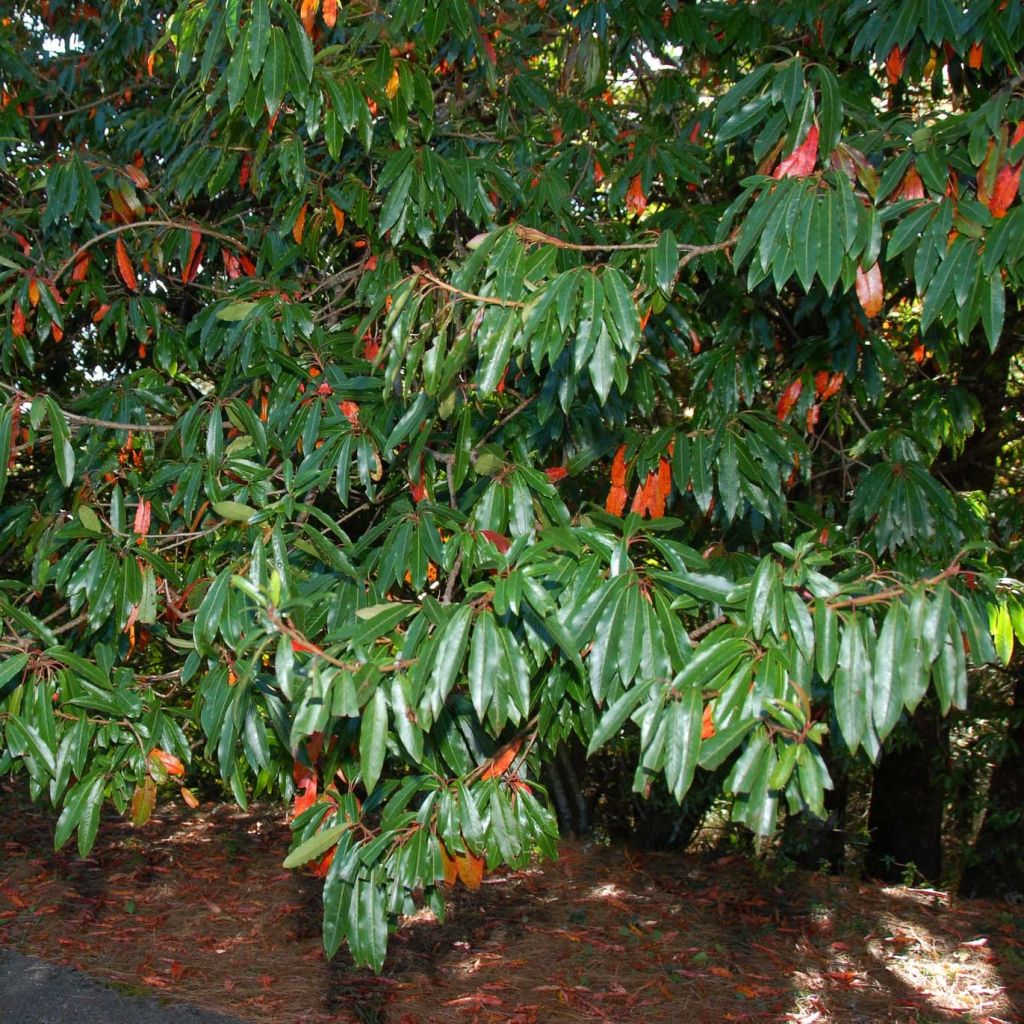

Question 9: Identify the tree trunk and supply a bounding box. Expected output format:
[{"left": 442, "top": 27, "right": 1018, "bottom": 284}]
[
  {"left": 865, "top": 700, "right": 947, "bottom": 884},
  {"left": 959, "top": 667, "right": 1024, "bottom": 898}
]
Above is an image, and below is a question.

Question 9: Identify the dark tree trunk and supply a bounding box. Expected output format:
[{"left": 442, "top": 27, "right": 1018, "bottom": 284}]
[
  {"left": 959, "top": 667, "right": 1024, "bottom": 898},
  {"left": 865, "top": 700, "right": 947, "bottom": 884}
]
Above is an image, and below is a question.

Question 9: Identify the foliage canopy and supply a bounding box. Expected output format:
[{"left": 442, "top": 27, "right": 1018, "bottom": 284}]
[{"left": 2, "top": 0, "right": 1024, "bottom": 968}]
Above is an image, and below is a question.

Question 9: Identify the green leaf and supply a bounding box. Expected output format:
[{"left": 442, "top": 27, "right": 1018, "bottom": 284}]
[
  {"left": 359, "top": 686, "right": 388, "bottom": 793},
  {"left": 587, "top": 678, "right": 654, "bottom": 754},
  {"left": 44, "top": 396, "right": 74, "bottom": 487},
  {"left": 212, "top": 500, "right": 258, "bottom": 522},
  {"left": 664, "top": 685, "right": 702, "bottom": 802},
  {"left": 264, "top": 27, "right": 288, "bottom": 116},
  {"left": 815, "top": 65, "right": 843, "bottom": 156},
  {"left": 284, "top": 822, "right": 350, "bottom": 869},
  {"left": 654, "top": 229, "right": 677, "bottom": 294},
  {"left": 601, "top": 267, "right": 641, "bottom": 351}
]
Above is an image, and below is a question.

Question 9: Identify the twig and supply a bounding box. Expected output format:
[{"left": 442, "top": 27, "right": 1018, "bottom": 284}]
[
  {"left": 54, "top": 220, "right": 249, "bottom": 282},
  {"left": 420, "top": 270, "right": 525, "bottom": 309}
]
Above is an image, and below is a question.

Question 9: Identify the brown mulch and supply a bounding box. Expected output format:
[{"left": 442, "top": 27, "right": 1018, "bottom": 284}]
[{"left": 0, "top": 782, "right": 1021, "bottom": 1023}]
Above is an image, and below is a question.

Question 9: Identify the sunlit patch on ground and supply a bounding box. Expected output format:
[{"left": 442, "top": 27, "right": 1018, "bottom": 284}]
[{"left": 0, "top": 784, "right": 1020, "bottom": 1023}]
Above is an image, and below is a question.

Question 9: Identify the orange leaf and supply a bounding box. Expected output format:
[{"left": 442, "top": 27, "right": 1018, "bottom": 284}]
[
  {"left": 116, "top": 237, "right": 138, "bottom": 291},
  {"left": 123, "top": 163, "right": 150, "bottom": 189},
  {"left": 322, "top": 0, "right": 337, "bottom": 27},
  {"left": 51, "top": 322, "right": 64, "bottom": 342},
  {"left": 27, "top": 277, "right": 40, "bottom": 308},
  {"left": 410, "top": 476, "right": 427, "bottom": 503},
  {"left": 896, "top": 165, "right": 925, "bottom": 201},
  {"left": 133, "top": 497, "right": 151, "bottom": 536},
  {"left": 455, "top": 850, "right": 485, "bottom": 890},
  {"left": 440, "top": 842, "right": 458, "bottom": 886},
  {"left": 967, "top": 41, "right": 983, "bottom": 69},
  {"left": 300, "top": 0, "right": 318, "bottom": 35},
  {"left": 610, "top": 444, "right": 627, "bottom": 486},
  {"left": 92, "top": 303, "right": 111, "bottom": 323},
  {"left": 330, "top": 202, "right": 346, "bottom": 234},
  {"left": 480, "top": 737, "right": 522, "bottom": 780},
  {"left": 806, "top": 402, "right": 820, "bottom": 433},
  {"left": 292, "top": 203, "right": 308, "bottom": 245},
  {"left": 774, "top": 123, "right": 819, "bottom": 179},
  {"left": 339, "top": 400, "right": 359, "bottom": 425},
  {"left": 180, "top": 785, "right": 199, "bottom": 808},
  {"left": 72, "top": 255, "right": 90, "bottom": 282},
  {"left": 223, "top": 250, "right": 241, "bottom": 279},
  {"left": 291, "top": 764, "right": 318, "bottom": 819},
  {"left": 776, "top": 378, "right": 803, "bottom": 421},
  {"left": 813, "top": 370, "right": 829, "bottom": 398},
  {"left": 11, "top": 302, "right": 26, "bottom": 337},
  {"left": 855, "top": 262, "right": 884, "bottom": 317},
  {"left": 701, "top": 703, "right": 716, "bottom": 740},
  {"left": 605, "top": 483, "right": 627, "bottom": 516},
  {"left": 885, "top": 45, "right": 906, "bottom": 84},
  {"left": 385, "top": 68, "right": 400, "bottom": 100},
  {"left": 149, "top": 747, "right": 184, "bottom": 777}
]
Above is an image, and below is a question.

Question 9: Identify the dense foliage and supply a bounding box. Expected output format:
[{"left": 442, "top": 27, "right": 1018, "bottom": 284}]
[{"left": 2, "top": 0, "right": 1024, "bottom": 968}]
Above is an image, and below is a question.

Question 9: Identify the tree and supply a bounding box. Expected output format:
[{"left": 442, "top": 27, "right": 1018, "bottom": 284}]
[{"left": 2, "top": 0, "right": 1024, "bottom": 970}]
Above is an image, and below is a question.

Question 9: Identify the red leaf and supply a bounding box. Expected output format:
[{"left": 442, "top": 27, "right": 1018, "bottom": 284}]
[
  {"left": 855, "top": 262, "right": 884, "bottom": 317},
  {"left": 116, "top": 237, "right": 138, "bottom": 291},
  {"left": 239, "top": 153, "right": 252, "bottom": 189},
  {"left": 479, "top": 529, "right": 511, "bottom": 553},
  {"left": 222, "top": 250, "right": 241, "bottom": 279},
  {"left": 182, "top": 230, "right": 203, "bottom": 284},
  {"left": 610, "top": 444, "right": 627, "bottom": 486},
  {"left": 988, "top": 122, "right": 1024, "bottom": 218},
  {"left": 776, "top": 378, "right": 803, "bottom": 421},
  {"left": 544, "top": 466, "right": 568, "bottom": 482},
  {"left": 625, "top": 174, "right": 647, "bottom": 215},
  {"left": 339, "top": 400, "right": 359, "bottom": 426},
  {"left": 92, "top": 303, "right": 111, "bottom": 323},
  {"left": 774, "top": 123, "right": 819, "bottom": 179},
  {"left": 806, "top": 403, "right": 820, "bottom": 433},
  {"left": 885, "top": 45, "right": 906, "bottom": 85},
  {"left": 967, "top": 41, "right": 983, "bottom": 69},
  {"left": 820, "top": 371, "right": 844, "bottom": 401}
]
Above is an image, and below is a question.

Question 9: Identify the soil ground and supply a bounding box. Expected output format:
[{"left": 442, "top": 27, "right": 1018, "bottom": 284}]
[{"left": 0, "top": 782, "right": 1021, "bottom": 1023}]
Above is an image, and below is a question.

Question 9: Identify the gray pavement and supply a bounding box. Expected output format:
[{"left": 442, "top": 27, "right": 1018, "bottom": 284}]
[{"left": 0, "top": 949, "right": 244, "bottom": 1024}]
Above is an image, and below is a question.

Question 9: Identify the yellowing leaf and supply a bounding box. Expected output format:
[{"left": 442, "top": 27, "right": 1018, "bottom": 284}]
[{"left": 385, "top": 68, "right": 400, "bottom": 100}]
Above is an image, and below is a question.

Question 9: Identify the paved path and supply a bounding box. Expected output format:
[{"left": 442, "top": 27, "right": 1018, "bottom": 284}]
[{"left": 0, "top": 949, "right": 243, "bottom": 1024}]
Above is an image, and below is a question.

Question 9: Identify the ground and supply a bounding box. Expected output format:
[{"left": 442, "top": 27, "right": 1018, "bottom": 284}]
[{"left": 0, "top": 782, "right": 1020, "bottom": 1023}]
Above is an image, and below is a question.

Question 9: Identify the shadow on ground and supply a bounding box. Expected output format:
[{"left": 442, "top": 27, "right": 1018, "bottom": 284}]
[{"left": 0, "top": 783, "right": 1020, "bottom": 1023}]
